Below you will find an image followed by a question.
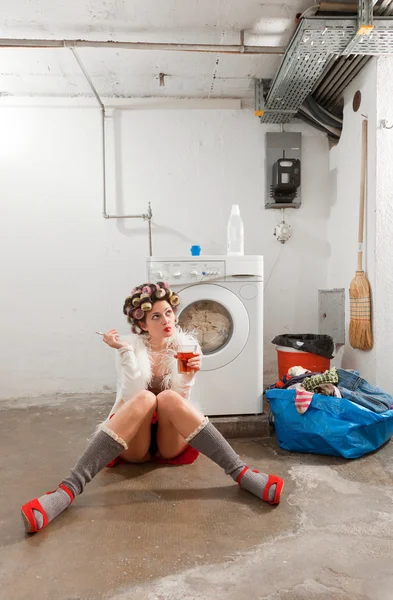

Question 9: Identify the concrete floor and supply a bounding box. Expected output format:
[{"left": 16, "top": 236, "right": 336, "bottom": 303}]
[{"left": 2, "top": 394, "right": 393, "bottom": 600}]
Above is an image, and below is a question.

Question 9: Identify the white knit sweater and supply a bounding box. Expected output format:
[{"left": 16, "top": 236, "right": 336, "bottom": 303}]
[{"left": 106, "top": 327, "right": 202, "bottom": 420}]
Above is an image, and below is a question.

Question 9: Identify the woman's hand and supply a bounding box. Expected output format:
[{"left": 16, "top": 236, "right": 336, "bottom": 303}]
[
  {"left": 186, "top": 353, "right": 202, "bottom": 373},
  {"left": 103, "top": 329, "right": 129, "bottom": 350}
]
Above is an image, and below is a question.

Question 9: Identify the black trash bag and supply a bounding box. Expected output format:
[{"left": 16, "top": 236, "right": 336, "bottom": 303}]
[{"left": 271, "top": 333, "right": 334, "bottom": 359}]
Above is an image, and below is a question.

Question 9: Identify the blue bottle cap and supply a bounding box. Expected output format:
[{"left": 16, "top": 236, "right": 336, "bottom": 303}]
[{"left": 190, "top": 245, "right": 201, "bottom": 256}]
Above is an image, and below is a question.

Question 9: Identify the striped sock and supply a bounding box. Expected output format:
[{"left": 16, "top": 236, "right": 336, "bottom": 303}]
[{"left": 295, "top": 386, "right": 314, "bottom": 414}]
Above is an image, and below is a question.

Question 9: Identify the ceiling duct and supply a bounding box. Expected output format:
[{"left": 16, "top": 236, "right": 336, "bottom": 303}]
[
  {"left": 313, "top": 0, "right": 393, "bottom": 120},
  {"left": 259, "top": 0, "right": 393, "bottom": 131}
]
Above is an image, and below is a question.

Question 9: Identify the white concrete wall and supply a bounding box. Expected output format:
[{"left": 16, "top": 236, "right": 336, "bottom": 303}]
[
  {"left": 327, "top": 60, "right": 377, "bottom": 383},
  {"left": 0, "top": 103, "right": 329, "bottom": 399},
  {"left": 375, "top": 57, "right": 393, "bottom": 394}
]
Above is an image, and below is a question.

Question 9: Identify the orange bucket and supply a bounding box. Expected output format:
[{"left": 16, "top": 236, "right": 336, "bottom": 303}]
[{"left": 276, "top": 346, "right": 330, "bottom": 380}]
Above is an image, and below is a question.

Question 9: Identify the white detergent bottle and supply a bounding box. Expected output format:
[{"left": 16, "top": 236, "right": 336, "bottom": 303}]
[{"left": 226, "top": 204, "right": 244, "bottom": 255}]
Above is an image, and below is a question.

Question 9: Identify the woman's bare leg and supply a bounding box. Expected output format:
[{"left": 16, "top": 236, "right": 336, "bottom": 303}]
[
  {"left": 155, "top": 390, "right": 284, "bottom": 505},
  {"left": 107, "top": 390, "right": 157, "bottom": 462},
  {"left": 156, "top": 390, "right": 204, "bottom": 458}
]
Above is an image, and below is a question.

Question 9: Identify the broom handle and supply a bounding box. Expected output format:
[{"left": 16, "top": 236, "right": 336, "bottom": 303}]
[{"left": 357, "top": 119, "right": 367, "bottom": 271}]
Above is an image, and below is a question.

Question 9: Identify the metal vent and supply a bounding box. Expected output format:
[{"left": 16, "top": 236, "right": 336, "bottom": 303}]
[{"left": 261, "top": 16, "right": 393, "bottom": 124}]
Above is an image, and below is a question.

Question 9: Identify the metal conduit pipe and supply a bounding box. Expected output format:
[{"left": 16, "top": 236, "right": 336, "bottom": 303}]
[
  {"left": 317, "top": 56, "right": 360, "bottom": 106},
  {"left": 315, "top": 100, "right": 343, "bottom": 124},
  {"left": 302, "top": 111, "right": 341, "bottom": 138},
  {"left": 303, "top": 99, "right": 341, "bottom": 133},
  {"left": 377, "top": 0, "right": 393, "bottom": 16},
  {"left": 69, "top": 47, "right": 153, "bottom": 253},
  {"left": 0, "top": 37, "right": 286, "bottom": 55},
  {"left": 325, "top": 57, "right": 368, "bottom": 111},
  {"left": 318, "top": 0, "right": 388, "bottom": 13},
  {"left": 317, "top": 0, "right": 393, "bottom": 113},
  {"left": 319, "top": 2, "right": 357, "bottom": 12},
  {"left": 312, "top": 1, "right": 393, "bottom": 123},
  {"left": 309, "top": 85, "right": 344, "bottom": 122},
  {"left": 305, "top": 95, "right": 343, "bottom": 128},
  {"left": 298, "top": 108, "right": 340, "bottom": 138},
  {"left": 330, "top": 56, "right": 370, "bottom": 110},
  {"left": 328, "top": 56, "right": 369, "bottom": 107},
  {"left": 315, "top": 62, "right": 347, "bottom": 105},
  {"left": 314, "top": 57, "right": 347, "bottom": 102},
  {"left": 321, "top": 55, "right": 366, "bottom": 106},
  {"left": 313, "top": 0, "right": 393, "bottom": 112}
]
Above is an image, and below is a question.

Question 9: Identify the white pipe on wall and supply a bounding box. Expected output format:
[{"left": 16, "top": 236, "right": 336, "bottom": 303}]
[
  {"left": 0, "top": 37, "right": 286, "bottom": 55},
  {"left": 70, "top": 47, "right": 153, "bottom": 253}
]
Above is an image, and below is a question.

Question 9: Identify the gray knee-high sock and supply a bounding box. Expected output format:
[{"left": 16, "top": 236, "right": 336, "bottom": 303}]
[
  {"left": 29, "top": 428, "right": 127, "bottom": 530},
  {"left": 187, "top": 420, "right": 279, "bottom": 502}
]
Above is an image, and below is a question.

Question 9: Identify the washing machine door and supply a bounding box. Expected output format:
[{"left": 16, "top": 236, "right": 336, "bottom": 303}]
[{"left": 177, "top": 283, "right": 249, "bottom": 371}]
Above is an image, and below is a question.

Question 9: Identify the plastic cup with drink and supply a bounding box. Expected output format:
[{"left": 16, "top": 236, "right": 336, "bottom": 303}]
[{"left": 176, "top": 344, "right": 199, "bottom": 373}]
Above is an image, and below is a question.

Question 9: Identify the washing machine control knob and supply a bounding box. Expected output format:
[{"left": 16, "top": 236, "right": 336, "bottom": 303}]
[
  {"left": 156, "top": 270, "right": 164, "bottom": 279},
  {"left": 190, "top": 270, "right": 199, "bottom": 277},
  {"left": 173, "top": 272, "right": 182, "bottom": 279}
]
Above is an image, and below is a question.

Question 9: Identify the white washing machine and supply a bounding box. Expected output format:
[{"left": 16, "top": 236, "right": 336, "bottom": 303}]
[{"left": 146, "top": 256, "right": 264, "bottom": 416}]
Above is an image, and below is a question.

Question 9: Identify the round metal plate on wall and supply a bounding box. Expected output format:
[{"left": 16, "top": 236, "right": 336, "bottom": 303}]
[{"left": 353, "top": 90, "right": 361, "bottom": 112}]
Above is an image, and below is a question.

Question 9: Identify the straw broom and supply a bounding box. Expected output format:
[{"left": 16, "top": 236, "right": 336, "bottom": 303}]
[{"left": 349, "top": 118, "right": 373, "bottom": 351}]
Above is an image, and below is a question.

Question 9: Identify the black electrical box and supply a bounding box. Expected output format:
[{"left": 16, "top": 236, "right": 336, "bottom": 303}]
[
  {"left": 271, "top": 158, "right": 301, "bottom": 203},
  {"left": 265, "top": 132, "right": 302, "bottom": 209}
]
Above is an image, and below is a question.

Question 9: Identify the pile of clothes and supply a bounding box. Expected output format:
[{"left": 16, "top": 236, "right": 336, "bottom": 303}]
[{"left": 269, "top": 366, "right": 393, "bottom": 415}]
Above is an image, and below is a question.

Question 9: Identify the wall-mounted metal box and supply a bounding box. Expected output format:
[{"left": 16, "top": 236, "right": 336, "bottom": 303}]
[{"left": 318, "top": 288, "right": 345, "bottom": 345}]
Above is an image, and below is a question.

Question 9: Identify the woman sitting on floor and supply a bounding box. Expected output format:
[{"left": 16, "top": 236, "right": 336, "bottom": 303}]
[{"left": 21, "top": 281, "right": 284, "bottom": 533}]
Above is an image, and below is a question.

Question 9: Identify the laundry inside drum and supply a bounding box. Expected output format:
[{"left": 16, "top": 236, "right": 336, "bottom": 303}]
[{"left": 178, "top": 300, "right": 233, "bottom": 354}]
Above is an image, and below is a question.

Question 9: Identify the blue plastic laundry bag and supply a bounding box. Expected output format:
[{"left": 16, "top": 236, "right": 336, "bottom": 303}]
[{"left": 266, "top": 388, "right": 393, "bottom": 459}]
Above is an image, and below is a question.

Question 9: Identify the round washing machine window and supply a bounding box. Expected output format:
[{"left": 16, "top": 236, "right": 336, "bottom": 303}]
[
  {"left": 176, "top": 283, "right": 250, "bottom": 371},
  {"left": 180, "top": 300, "right": 233, "bottom": 354}
]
